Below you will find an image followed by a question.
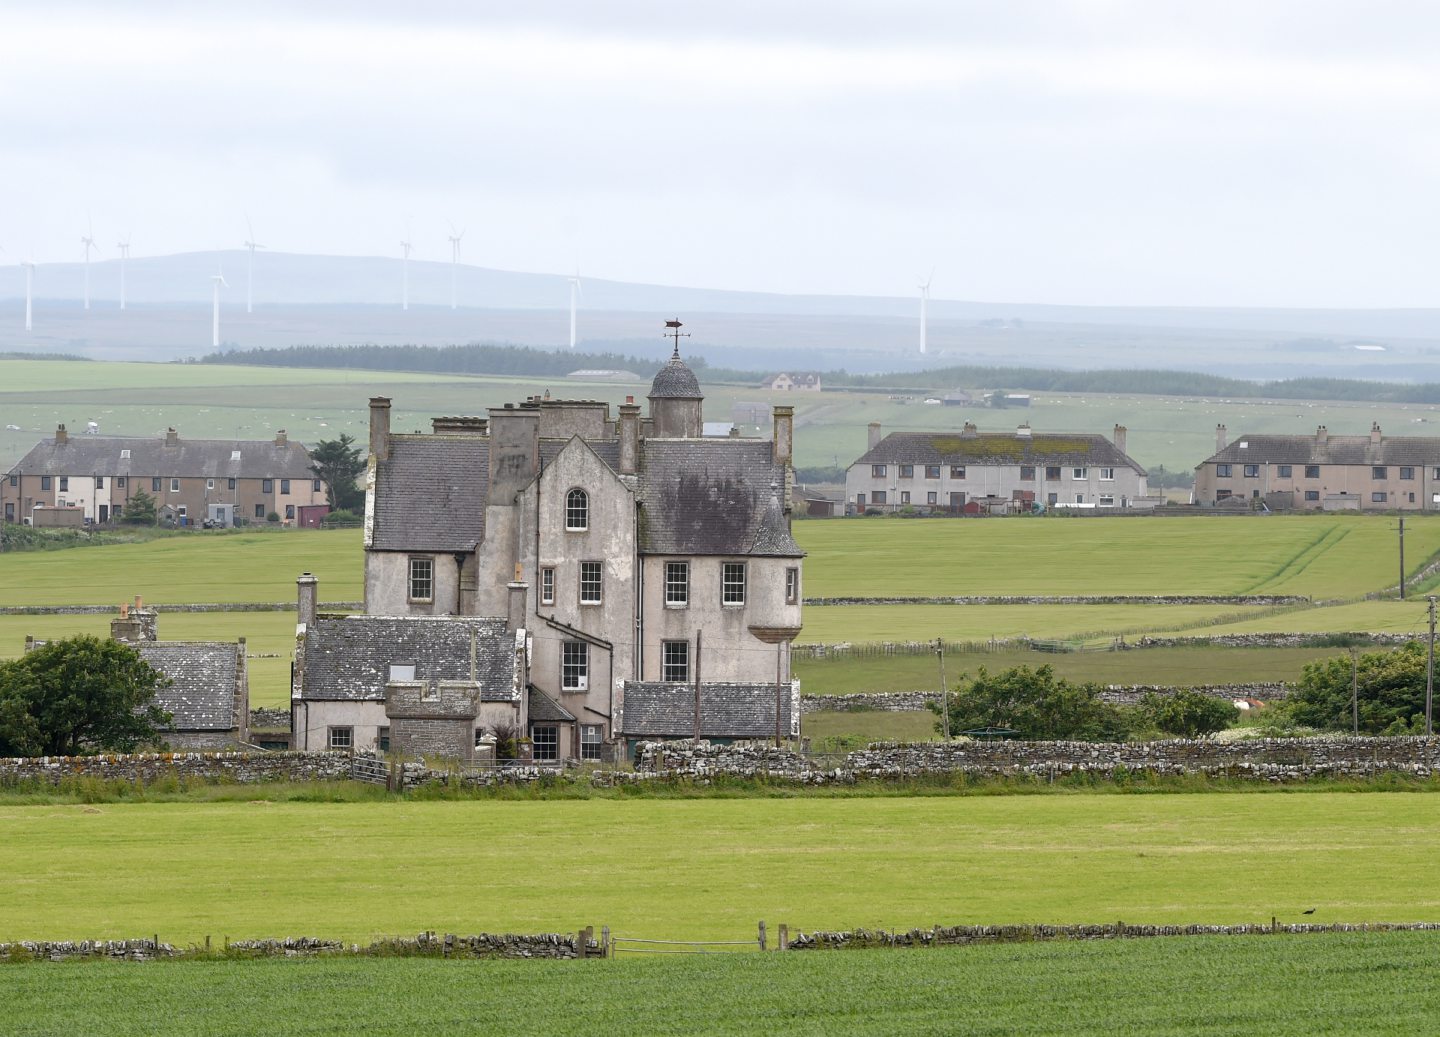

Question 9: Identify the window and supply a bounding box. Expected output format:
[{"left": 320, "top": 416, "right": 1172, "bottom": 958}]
[
  {"left": 254, "top": 503, "right": 265, "bottom": 519},
  {"left": 170, "top": 479, "right": 179, "bottom": 492},
  {"left": 1071, "top": 468, "right": 1087, "bottom": 480},
  {"left": 898, "top": 464, "right": 914, "bottom": 478},
  {"left": 662, "top": 640, "right": 690, "bottom": 682},
  {"left": 206, "top": 479, "right": 215, "bottom": 490},
  {"left": 281, "top": 479, "right": 291, "bottom": 494},
  {"left": 285, "top": 504, "right": 295, "bottom": 520},
  {"left": 722, "top": 562, "right": 746, "bottom": 605},
  {"left": 1304, "top": 490, "right": 1321, "bottom": 501},
  {"left": 1372, "top": 467, "right": 1388, "bottom": 480},
  {"left": 580, "top": 561, "right": 603, "bottom": 604},
  {"left": 40, "top": 476, "right": 51, "bottom": 490},
  {"left": 1019, "top": 466, "right": 1035, "bottom": 481},
  {"left": 1216, "top": 464, "right": 1232, "bottom": 478},
  {"left": 1046, "top": 492, "right": 1058, "bottom": 505},
  {"left": 950, "top": 465, "right": 966, "bottom": 479},
  {"left": 178, "top": 506, "right": 187, "bottom": 517},
  {"left": 94, "top": 476, "right": 104, "bottom": 489},
  {"left": 120, "top": 449, "right": 131, "bottom": 459},
  {"left": 328, "top": 727, "right": 353, "bottom": 751},
  {"left": 785, "top": 567, "right": 800, "bottom": 605},
  {"left": 900, "top": 490, "right": 911, "bottom": 504},
  {"left": 664, "top": 561, "right": 689, "bottom": 606},
  {"left": 1305, "top": 465, "right": 1321, "bottom": 479},
  {"left": 1075, "top": 494, "right": 1085, "bottom": 504},
  {"left": 871, "top": 464, "right": 887, "bottom": 477},
  {"left": 389, "top": 663, "right": 416, "bottom": 682},
  {"left": 1099, "top": 468, "right": 1115, "bottom": 481},
  {"left": 59, "top": 477, "right": 68, "bottom": 492},
  {"left": 565, "top": 488, "right": 588, "bottom": 530},
  {"left": 1099, "top": 495, "right": 1115, "bottom": 506},
  {"left": 541, "top": 567, "right": 556, "bottom": 605},
  {"left": 313, "top": 479, "right": 322, "bottom": 492},
  {"left": 1401, "top": 467, "right": 1415, "bottom": 480},
  {"left": 408, "top": 556, "right": 434, "bottom": 602},
  {"left": 924, "top": 465, "right": 941, "bottom": 479},
  {"left": 926, "top": 491, "right": 938, "bottom": 504},
  {"left": 871, "top": 490, "right": 887, "bottom": 505},
  {"left": 116, "top": 477, "right": 126, "bottom": 488},
  {"left": 230, "top": 450, "right": 242, "bottom": 461},
  {"left": 562, "top": 641, "right": 589, "bottom": 690},
  {"left": 531, "top": 726, "right": 558, "bottom": 761},
  {"left": 1434, "top": 468, "right": 1440, "bottom": 480},
  {"left": 580, "top": 725, "right": 603, "bottom": 762},
  {"left": 7, "top": 475, "right": 15, "bottom": 487},
  {"left": 1372, "top": 492, "right": 1388, "bottom": 503},
  {"left": 1045, "top": 466, "right": 1061, "bottom": 480},
  {"left": 1277, "top": 465, "right": 1292, "bottom": 478},
  {"left": 378, "top": 727, "right": 391, "bottom": 752},
  {"left": 262, "top": 479, "right": 273, "bottom": 493},
  {"left": 1243, "top": 465, "right": 1260, "bottom": 478},
  {"left": 152, "top": 477, "right": 162, "bottom": 492}
]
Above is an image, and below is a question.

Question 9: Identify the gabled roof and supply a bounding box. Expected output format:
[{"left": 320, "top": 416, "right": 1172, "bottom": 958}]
[
  {"left": 540, "top": 438, "right": 620, "bottom": 470},
  {"left": 370, "top": 435, "right": 488, "bottom": 552},
  {"left": 619, "top": 681, "right": 797, "bottom": 738},
  {"left": 299, "top": 616, "right": 515, "bottom": 702},
  {"left": 854, "top": 431, "right": 1144, "bottom": 473},
  {"left": 636, "top": 439, "right": 802, "bottom": 557},
  {"left": 528, "top": 684, "right": 577, "bottom": 722},
  {"left": 136, "top": 642, "right": 240, "bottom": 732},
  {"left": 7, "top": 435, "right": 314, "bottom": 479},
  {"left": 1202, "top": 433, "right": 1440, "bottom": 467}
]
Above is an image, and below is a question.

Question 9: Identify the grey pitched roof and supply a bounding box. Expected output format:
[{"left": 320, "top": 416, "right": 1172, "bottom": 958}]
[
  {"left": 619, "top": 681, "right": 797, "bottom": 738},
  {"left": 1202, "top": 433, "right": 1440, "bottom": 467},
  {"left": 299, "top": 616, "right": 515, "bottom": 702},
  {"left": 648, "top": 354, "right": 704, "bottom": 399},
  {"left": 636, "top": 439, "right": 802, "bottom": 557},
  {"left": 370, "top": 435, "right": 488, "bottom": 552},
  {"left": 527, "top": 685, "right": 577, "bottom": 722},
  {"left": 7, "top": 435, "right": 315, "bottom": 479},
  {"left": 855, "top": 431, "right": 1144, "bottom": 473},
  {"left": 136, "top": 642, "right": 240, "bottom": 731},
  {"left": 540, "top": 438, "right": 620, "bottom": 470}
]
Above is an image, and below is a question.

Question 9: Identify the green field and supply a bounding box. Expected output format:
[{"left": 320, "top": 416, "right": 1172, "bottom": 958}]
[
  {"left": 6, "top": 932, "right": 1440, "bottom": 1036},
  {"left": 4, "top": 794, "right": 1439, "bottom": 943}
]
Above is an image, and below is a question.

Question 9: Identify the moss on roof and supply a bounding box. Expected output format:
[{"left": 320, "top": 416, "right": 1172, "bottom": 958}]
[{"left": 928, "top": 435, "right": 1093, "bottom": 459}]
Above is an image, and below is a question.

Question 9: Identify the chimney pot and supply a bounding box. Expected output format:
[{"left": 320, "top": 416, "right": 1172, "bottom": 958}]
[
  {"left": 1371, "top": 421, "right": 1382, "bottom": 446},
  {"left": 1113, "top": 424, "right": 1127, "bottom": 454},
  {"left": 867, "top": 422, "right": 882, "bottom": 451},
  {"left": 1216, "top": 424, "right": 1228, "bottom": 452},
  {"left": 165, "top": 427, "right": 178, "bottom": 447},
  {"left": 54, "top": 423, "right": 68, "bottom": 445},
  {"left": 275, "top": 429, "right": 288, "bottom": 447}
]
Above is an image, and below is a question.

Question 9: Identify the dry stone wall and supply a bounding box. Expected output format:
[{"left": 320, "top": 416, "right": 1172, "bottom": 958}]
[
  {"left": 0, "top": 750, "right": 351, "bottom": 786},
  {"left": 0, "top": 931, "right": 596, "bottom": 962},
  {"left": 802, "top": 684, "right": 1291, "bottom": 714}
]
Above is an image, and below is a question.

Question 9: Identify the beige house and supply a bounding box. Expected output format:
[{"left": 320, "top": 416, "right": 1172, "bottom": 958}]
[
  {"left": 2, "top": 425, "right": 324, "bottom": 527},
  {"left": 1196, "top": 423, "right": 1440, "bottom": 511},
  {"left": 762, "top": 372, "right": 822, "bottom": 392}
]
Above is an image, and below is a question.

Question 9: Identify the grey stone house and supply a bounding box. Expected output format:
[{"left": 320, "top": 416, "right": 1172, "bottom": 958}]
[
  {"left": 846, "top": 422, "right": 1153, "bottom": 513},
  {"left": 308, "top": 340, "right": 804, "bottom": 761}
]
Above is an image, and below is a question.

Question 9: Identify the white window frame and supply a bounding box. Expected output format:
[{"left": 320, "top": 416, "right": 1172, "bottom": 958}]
[
  {"left": 580, "top": 725, "right": 603, "bottom": 762},
  {"left": 785, "top": 567, "right": 800, "bottom": 605},
  {"left": 206, "top": 478, "right": 214, "bottom": 490},
  {"left": 1071, "top": 467, "right": 1087, "bottom": 480},
  {"left": 579, "top": 561, "right": 603, "bottom": 605},
  {"left": 170, "top": 478, "right": 180, "bottom": 492},
  {"left": 328, "top": 726, "right": 353, "bottom": 751},
  {"left": 408, "top": 556, "right": 435, "bottom": 602},
  {"left": 562, "top": 641, "right": 589, "bottom": 691},
  {"left": 1098, "top": 467, "right": 1115, "bottom": 481},
  {"left": 721, "top": 562, "right": 746, "bottom": 606},
  {"left": 540, "top": 567, "right": 555, "bottom": 606},
  {"left": 1098, "top": 494, "right": 1115, "bottom": 507},
  {"left": 665, "top": 561, "right": 689, "bottom": 607},
  {"left": 662, "top": 640, "right": 690, "bottom": 682},
  {"left": 565, "top": 488, "right": 589, "bottom": 531}
]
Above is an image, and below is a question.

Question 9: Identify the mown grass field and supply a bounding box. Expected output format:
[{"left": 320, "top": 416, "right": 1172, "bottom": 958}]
[
  {"left": 4, "top": 794, "right": 1439, "bottom": 943},
  {"left": 7, "top": 932, "right": 1440, "bottom": 1036}
]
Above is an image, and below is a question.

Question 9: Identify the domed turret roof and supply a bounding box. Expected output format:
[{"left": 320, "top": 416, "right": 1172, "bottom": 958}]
[{"left": 648, "top": 348, "right": 704, "bottom": 399}]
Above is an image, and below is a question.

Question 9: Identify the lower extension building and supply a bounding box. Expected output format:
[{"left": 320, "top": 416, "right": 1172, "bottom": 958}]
[{"left": 1196, "top": 423, "right": 1440, "bottom": 511}]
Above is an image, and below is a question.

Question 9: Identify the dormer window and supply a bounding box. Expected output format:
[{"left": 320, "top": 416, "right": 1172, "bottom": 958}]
[
  {"left": 389, "top": 663, "right": 416, "bottom": 682},
  {"left": 565, "top": 488, "right": 589, "bottom": 531}
]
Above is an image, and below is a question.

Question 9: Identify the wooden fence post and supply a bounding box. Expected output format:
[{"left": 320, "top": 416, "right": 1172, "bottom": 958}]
[
  {"left": 779, "top": 924, "right": 789, "bottom": 951},
  {"left": 758, "top": 920, "right": 767, "bottom": 951},
  {"left": 601, "top": 926, "right": 610, "bottom": 959}
]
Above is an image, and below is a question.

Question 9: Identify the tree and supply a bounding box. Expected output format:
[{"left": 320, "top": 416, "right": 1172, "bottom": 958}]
[
  {"left": 1286, "top": 643, "right": 1429, "bottom": 734},
  {"left": 309, "top": 434, "right": 366, "bottom": 512},
  {"left": 0, "top": 636, "right": 172, "bottom": 756},
  {"left": 930, "top": 664, "right": 1133, "bottom": 742},
  {"left": 122, "top": 488, "right": 157, "bottom": 526},
  {"left": 1140, "top": 689, "right": 1238, "bottom": 738}
]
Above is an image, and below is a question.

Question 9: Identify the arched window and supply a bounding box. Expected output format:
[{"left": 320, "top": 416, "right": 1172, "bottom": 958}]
[{"left": 565, "top": 488, "right": 589, "bottom": 531}]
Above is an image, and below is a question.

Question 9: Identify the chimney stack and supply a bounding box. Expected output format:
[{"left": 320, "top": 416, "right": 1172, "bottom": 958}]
[
  {"left": 54, "top": 423, "right": 68, "bottom": 445},
  {"left": 1216, "top": 424, "right": 1227, "bottom": 452},
  {"left": 1371, "top": 421, "right": 1382, "bottom": 446},
  {"left": 369, "top": 397, "right": 392, "bottom": 463},
  {"left": 296, "top": 572, "right": 318, "bottom": 629},
  {"left": 507, "top": 571, "right": 529, "bottom": 633},
  {"left": 867, "top": 422, "right": 882, "bottom": 450},
  {"left": 1316, "top": 425, "right": 1328, "bottom": 448},
  {"left": 619, "top": 400, "right": 641, "bottom": 475},
  {"left": 772, "top": 405, "right": 794, "bottom": 466},
  {"left": 274, "top": 429, "right": 288, "bottom": 447},
  {"left": 165, "top": 427, "right": 178, "bottom": 447},
  {"left": 1113, "top": 424, "right": 1127, "bottom": 454}
]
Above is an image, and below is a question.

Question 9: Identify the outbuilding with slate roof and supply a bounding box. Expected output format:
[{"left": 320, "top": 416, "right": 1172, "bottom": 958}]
[{"left": 846, "top": 421, "right": 1153, "bottom": 514}]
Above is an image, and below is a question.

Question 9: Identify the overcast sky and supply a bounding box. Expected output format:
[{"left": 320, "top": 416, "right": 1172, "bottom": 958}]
[{"left": 4, "top": 1, "right": 1439, "bottom": 308}]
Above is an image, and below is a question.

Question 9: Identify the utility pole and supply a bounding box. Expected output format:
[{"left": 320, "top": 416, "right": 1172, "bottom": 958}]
[
  {"left": 936, "top": 638, "right": 950, "bottom": 741},
  {"left": 1350, "top": 646, "right": 1359, "bottom": 736},
  {"left": 1399, "top": 517, "right": 1406, "bottom": 600},
  {"left": 1427, "top": 596, "right": 1436, "bottom": 738}
]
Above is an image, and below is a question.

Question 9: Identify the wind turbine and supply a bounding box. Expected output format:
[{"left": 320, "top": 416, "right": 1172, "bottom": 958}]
[
  {"left": 400, "top": 238, "right": 412, "bottom": 311},
  {"left": 116, "top": 237, "right": 130, "bottom": 310},
  {"left": 918, "top": 271, "right": 934, "bottom": 355},
  {"left": 567, "top": 269, "right": 582, "bottom": 348},
  {"left": 22, "top": 254, "right": 37, "bottom": 332},
  {"left": 211, "top": 263, "right": 229, "bottom": 349},
  {"left": 447, "top": 226, "right": 464, "bottom": 310},
  {"left": 243, "top": 217, "right": 264, "bottom": 314},
  {"left": 80, "top": 222, "right": 99, "bottom": 311}
]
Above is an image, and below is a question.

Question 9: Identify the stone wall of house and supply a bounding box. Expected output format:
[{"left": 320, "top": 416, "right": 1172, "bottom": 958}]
[
  {"left": 165, "top": 731, "right": 244, "bottom": 752},
  {"left": 385, "top": 682, "right": 479, "bottom": 761},
  {"left": 0, "top": 751, "right": 351, "bottom": 786}
]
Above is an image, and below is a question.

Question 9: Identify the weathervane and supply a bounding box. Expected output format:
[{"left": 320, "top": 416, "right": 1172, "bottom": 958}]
[{"left": 663, "top": 319, "right": 689, "bottom": 359}]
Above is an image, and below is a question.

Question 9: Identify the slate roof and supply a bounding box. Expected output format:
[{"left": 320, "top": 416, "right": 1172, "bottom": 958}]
[
  {"left": 619, "top": 681, "right": 798, "bottom": 738},
  {"left": 528, "top": 684, "right": 577, "bottom": 722},
  {"left": 299, "top": 616, "right": 515, "bottom": 702},
  {"left": 636, "top": 439, "right": 802, "bottom": 557},
  {"left": 854, "top": 431, "right": 1145, "bottom": 473},
  {"left": 370, "top": 435, "right": 488, "bottom": 552},
  {"left": 136, "top": 642, "right": 240, "bottom": 732},
  {"left": 648, "top": 354, "right": 704, "bottom": 399},
  {"left": 7, "top": 435, "right": 315, "bottom": 479},
  {"left": 540, "top": 438, "right": 620, "bottom": 470},
  {"left": 1202, "top": 433, "right": 1440, "bottom": 467}
]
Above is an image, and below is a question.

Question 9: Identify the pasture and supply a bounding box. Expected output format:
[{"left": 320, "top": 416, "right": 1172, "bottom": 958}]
[
  {"left": 7, "top": 932, "right": 1440, "bottom": 1036},
  {"left": 3, "top": 794, "right": 1439, "bottom": 943}
]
